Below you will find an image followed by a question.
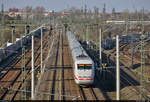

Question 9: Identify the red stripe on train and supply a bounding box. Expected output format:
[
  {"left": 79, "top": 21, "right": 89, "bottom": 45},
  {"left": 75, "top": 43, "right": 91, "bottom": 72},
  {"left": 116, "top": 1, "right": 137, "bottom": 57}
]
[
  {"left": 74, "top": 75, "right": 78, "bottom": 80},
  {"left": 74, "top": 75, "right": 93, "bottom": 80},
  {"left": 86, "top": 78, "right": 92, "bottom": 80}
]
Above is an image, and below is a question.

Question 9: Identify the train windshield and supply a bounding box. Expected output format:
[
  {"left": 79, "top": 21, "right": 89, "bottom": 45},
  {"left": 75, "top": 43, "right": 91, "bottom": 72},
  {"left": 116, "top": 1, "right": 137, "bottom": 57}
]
[{"left": 77, "top": 64, "right": 92, "bottom": 70}]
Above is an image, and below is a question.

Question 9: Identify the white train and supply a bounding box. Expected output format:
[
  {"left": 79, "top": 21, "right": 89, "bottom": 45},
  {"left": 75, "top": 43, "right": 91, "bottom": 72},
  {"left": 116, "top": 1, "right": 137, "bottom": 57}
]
[{"left": 67, "top": 31, "right": 95, "bottom": 85}]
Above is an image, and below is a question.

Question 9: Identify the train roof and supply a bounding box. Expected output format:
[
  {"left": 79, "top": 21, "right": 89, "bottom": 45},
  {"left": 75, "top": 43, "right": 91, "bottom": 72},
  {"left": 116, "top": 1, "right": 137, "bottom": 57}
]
[{"left": 67, "top": 31, "right": 93, "bottom": 62}]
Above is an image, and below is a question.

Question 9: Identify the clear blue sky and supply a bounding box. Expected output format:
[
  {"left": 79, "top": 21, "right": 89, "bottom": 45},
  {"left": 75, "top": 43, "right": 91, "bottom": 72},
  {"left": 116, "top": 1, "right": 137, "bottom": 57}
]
[{"left": 1, "top": 0, "right": 150, "bottom": 12}]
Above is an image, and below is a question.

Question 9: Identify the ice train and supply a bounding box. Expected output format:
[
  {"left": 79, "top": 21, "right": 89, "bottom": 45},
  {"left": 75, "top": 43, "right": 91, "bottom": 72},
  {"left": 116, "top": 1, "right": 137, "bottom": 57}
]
[{"left": 66, "top": 31, "right": 95, "bottom": 85}]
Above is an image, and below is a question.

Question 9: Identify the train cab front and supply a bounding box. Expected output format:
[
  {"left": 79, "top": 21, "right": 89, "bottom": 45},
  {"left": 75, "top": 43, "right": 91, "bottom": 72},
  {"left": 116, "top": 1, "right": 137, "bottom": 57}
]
[
  {"left": 74, "top": 63, "right": 95, "bottom": 85},
  {"left": 75, "top": 77, "right": 94, "bottom": 85}
]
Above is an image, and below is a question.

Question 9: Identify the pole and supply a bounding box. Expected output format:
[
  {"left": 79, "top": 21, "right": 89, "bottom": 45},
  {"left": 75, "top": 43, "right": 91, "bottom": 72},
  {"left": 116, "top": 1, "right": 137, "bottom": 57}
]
[
  {"left": 21, "top": 33, "right": 24, "bottom": 100},
  {"left": 41, "top": 27, "right": 43, "bottom": 73},
  {"left": 140, "top": 31, "right": 145, "bottom": 100},
  {"left": 31, "top": 34, "right": 35, "bottom": 100},
  {"left": 11, "top": 26, "right": 15, "bottom": 43},
  {"left": 1, "top": 3, "right": 5, "bottom": 47},
  {"left": 53, "top": 10, "right": 55, "bottom": 26},
  {"left": 131, "top": 47, "right": 134, "bottom": 69},
  {"left": 82, "top": 24, "right": 84, "bottom": 41},
  {"left": 25, "top": 26, "right": 27, "bottom": 36},
  {"left": 131, "top": 36, "right": 134, "bottom": 69},
  {"left": 21, "top": 45, "right": 26, "bottom": 100},
  {"left": 96, "top": 24, "right": 98, "bottom": 50},
  {"left": 116, "top": 35, "right": 120, "bottom": 100},
  {"left": 99, "top": 28, "right": 102, "bottom": 73},
  {"left": 86, "top": 25, "right": 89, "bottom": 44},
  {"left": 125, "top": 21, "right": 128, "bottom": 34},
  {"left": 140, "top": 8, "right": 145, "bottom": 100},
  {"left": 12, "top": 28, "right": 14, "bottom": 43}
]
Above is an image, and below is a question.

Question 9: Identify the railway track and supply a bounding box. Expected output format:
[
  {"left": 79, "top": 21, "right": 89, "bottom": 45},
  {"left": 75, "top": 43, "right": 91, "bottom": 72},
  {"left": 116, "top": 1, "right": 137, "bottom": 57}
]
[
  {"left": 49, "top": 31, "right": 60, "bottom": 100},
  {"left": 102, "top": 43, "right": 150, "bottom": 100},
  {"left": 61, "top": 30, "right": 65, "bottom": 100},
  {"left": 33, "top": 29, "right": 109, "bottom": 100},
  {"left": 0, "top": 43, "right": 33, "bottom": 100},
  {"left": 63, "top": 31, "right": 106, "bottom": 101},
  {"left": 13, "top": 37, "right": 48, "bottom": 100},
  {"left": 0, "top": 29, "right": 49, "bottom": 100},
  {"left": 81, "top": 41, "right": 147, "bottom": 100},
  {"left": 62, "top": 31, "right": 81, "bottom": 101},
  {"left": 103, "top": 68, "right": 150, "bottom": 100},
  {"left": 34, "top": 30, "right": 61, "bottom": 100},
  {"left": 13, "top": 31, "right": 50, "bottom": 100},
  {"left": 119, "top": 57, "right": 150, "bottom": 99},
  {"left": 94, "top": 70, "right": 113, "bottom": 100},
  {"left": 0, "top": 44, "right": 31, "bottom": 80},
  {"left": 79, "top": 86, "right": 98, "bottom": 100},
  {"left": 118, "top": 44, "right": 150, "bottom": 99}
]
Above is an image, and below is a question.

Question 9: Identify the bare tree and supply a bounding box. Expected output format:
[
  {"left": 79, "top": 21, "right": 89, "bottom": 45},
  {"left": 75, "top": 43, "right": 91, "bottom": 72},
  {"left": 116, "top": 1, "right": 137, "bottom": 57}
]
[
  {"left": 33, "top": 6, "right": 45, "bottom": 20},
  {"left": 94, "top": 6, "right": 99, "bottom": 24},
  {"left": 122, "top": 9, "right": 129, "bottom": 20},
  {"left": 112, "top": 8, "right": 116, "bottom": 19},
  {"left": 24, "top": 6, "right": 32, "bottom": 19}
]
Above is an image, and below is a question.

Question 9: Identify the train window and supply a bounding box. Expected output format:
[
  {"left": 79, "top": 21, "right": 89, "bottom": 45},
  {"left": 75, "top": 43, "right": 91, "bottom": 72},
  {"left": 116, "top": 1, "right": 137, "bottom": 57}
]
[
  {"left": 84, "top": 64, "right": 92, "bottom": 69},
  {"left": 78, "top": 64, "right": 84, "bottom": 69},
  {"left": 77, "top": 64, "right": 92, "bottom": 70}
]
